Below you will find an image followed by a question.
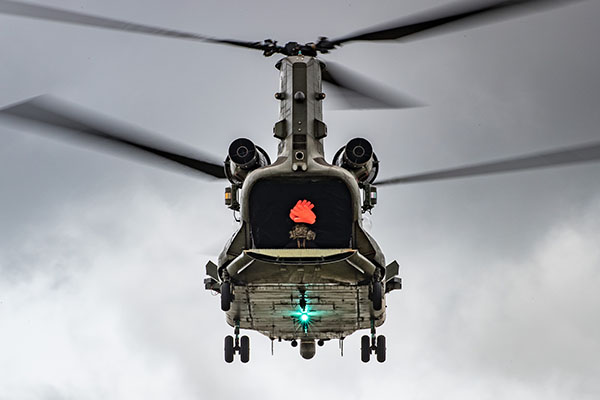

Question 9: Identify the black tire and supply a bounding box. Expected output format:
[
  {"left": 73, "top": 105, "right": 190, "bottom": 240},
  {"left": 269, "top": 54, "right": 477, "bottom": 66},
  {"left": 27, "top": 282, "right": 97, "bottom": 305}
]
[
  {"left": 376, "top": 335, "right": 386, "bottom": 363},
  {"left": 361, "top": 335, "right": 371, "bottom": 363},
  {"left": 372, "top": 281, "right": 382, "bottom": 311},
  {"left": 221, "top": 282, "right": 231, "bottom": 312},
  {"left": 224, "top": 335, "right": 234, "bottom": 363},
  {"left": 240, "top": 335, "right": 250, "bottom": 363}
]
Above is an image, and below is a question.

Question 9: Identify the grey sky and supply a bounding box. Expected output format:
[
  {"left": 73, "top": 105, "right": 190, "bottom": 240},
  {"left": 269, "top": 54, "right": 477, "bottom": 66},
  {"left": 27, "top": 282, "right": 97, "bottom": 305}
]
[{"left": 1, "top": 0, "right": 599, "bottom": 399}]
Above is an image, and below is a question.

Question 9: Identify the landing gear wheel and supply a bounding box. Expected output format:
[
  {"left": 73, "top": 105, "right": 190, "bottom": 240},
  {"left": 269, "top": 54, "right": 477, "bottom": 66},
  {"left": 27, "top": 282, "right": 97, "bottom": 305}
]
[
  {"left": 376, "top": 335, "right": 386, "bottom": 363},
  {"left": 240, "top": 335, "right": 250, "bottom": 363},
  {"left": 361, "top": 335, "right": 371, "bottom": 363},
  {"left": 372, "top": 281, "right": 382, "bottom": 311},
  {"left": 221, "top": 281, "right": 232, "bottom": 311},
  {"left": 224, "top": 335, "right": 234, "bottom": 363}
]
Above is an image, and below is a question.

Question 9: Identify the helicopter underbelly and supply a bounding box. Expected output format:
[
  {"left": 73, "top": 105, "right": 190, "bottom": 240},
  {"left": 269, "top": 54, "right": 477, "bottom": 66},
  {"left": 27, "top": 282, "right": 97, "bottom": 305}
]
[
  {"left": 226, "top": 283, "right": 385, "bottom": 340},
  {"left": 223, "top": 249, "right": 385, "bottom": 340}
]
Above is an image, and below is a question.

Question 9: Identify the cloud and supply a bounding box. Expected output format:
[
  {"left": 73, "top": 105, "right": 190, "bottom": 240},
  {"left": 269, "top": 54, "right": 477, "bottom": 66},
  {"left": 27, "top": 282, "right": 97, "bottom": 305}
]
[
  {"left": 433, "top": 197, "right": 600, "bottom": 397},
  {"left": 2, "top": 187, "right": 599, "bottom": 399}
]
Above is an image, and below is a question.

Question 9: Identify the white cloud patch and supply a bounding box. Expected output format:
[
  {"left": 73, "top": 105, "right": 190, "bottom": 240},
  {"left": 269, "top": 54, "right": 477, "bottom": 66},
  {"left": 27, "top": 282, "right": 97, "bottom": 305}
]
[
  {"left": 2, "top": 189, "right": 599, "bottom": 399},
  {"left": 434, "top": 199, "right": 600, "bottom": 397},
  {"left": 0, "top": 190, "right": 213, "bottom": 399}
]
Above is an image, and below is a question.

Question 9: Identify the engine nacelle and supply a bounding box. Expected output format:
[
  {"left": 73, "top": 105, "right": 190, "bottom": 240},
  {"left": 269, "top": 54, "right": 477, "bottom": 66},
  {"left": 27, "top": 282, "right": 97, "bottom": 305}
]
[
  {"left": 225, "top": 138, "right": 271, "bottom": 184},
  {"left": 333, "top": 137, "right": 379, "bottom": 184}
]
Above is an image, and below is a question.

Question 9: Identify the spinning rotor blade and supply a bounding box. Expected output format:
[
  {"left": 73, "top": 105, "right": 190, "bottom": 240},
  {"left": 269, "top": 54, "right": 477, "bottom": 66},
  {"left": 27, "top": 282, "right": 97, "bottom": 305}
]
[
  {"left": 376, "top": 141, "right": 600, "bottom": 186},
  {"left": 0, "top": 96, "right": 226, "bottom": 179},
  {"left": 0, "top": 0, "right": 265, "bottom": 52},
  {"left": 329, "top": 0, "right": 579, "bottom": 46},
  {"left": 322, "top": 61, "right": 422, "bottom": 110}
]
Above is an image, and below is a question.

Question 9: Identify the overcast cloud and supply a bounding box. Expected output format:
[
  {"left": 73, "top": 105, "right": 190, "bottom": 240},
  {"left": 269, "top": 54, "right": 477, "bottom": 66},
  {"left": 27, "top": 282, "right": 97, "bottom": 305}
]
[{"left": 1, "top": 1, "right": 599, "bottom": 399}]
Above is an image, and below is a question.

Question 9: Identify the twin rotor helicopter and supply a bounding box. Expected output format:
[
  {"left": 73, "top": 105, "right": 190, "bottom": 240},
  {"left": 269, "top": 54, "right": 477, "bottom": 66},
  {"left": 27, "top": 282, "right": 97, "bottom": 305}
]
[{"left": 2, "top": 0, "right": 599, "bottom": 363}]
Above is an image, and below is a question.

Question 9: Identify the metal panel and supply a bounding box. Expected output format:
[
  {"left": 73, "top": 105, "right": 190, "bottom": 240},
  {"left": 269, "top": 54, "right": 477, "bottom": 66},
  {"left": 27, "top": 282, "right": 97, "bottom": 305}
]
[{"left": 225, "top": 283, "right": 385, "bottom": 340}]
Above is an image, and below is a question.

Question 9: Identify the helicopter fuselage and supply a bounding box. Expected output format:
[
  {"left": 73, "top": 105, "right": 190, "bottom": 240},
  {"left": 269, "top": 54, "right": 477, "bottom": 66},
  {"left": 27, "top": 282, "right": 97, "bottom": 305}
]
[{"left": 205, "top": 55, "right": 401, "bottom": 359}]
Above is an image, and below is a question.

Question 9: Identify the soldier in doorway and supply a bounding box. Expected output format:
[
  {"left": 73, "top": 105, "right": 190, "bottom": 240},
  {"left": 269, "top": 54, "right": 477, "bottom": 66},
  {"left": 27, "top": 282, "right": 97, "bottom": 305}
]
[{"left": 289, "top": 200, "right": 316, "bottom": 248}]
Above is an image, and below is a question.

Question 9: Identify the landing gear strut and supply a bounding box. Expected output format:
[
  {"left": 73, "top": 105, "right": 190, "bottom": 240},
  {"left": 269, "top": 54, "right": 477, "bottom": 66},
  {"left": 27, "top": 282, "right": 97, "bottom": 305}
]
[
  {"left": 220, "top": 281, "right": 232, "bottom": 311},
  {"left": 361, "top": 319, "right": 386, "bottom": 363},
  {"left": 370, "top": 270, "right": 384, "bottom": 311},
  {"left": 371, "top": 280, "right": 382, "bottom": 311},
  {"left": 224, "top": 321, "right": 250, "bottom": 363}
]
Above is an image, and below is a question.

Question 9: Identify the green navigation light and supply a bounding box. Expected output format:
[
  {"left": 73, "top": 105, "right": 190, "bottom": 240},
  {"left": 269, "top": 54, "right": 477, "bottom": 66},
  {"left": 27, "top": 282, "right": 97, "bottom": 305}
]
[{"left": 290, "top": 301, "right": 322, "bottom": 333}]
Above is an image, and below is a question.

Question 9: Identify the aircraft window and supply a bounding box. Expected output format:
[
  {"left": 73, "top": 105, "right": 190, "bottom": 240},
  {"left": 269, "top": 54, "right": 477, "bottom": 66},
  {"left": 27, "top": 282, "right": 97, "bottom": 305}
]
[{"left": 249, "top": 179, "right": 353, "bottom": 248}]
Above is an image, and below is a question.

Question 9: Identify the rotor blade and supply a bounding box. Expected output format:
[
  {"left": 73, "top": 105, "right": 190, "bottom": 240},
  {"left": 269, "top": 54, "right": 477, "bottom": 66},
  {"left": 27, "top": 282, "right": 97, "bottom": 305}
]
[
  {"left": 0, "top": 0, "right": 264, "bottom": 52},
  {"left": 330, "top": 0, "right": 579, "bottom": 46},
  {"left": 376, "top": 141, "right": 600, "bottom": 185},
  {"left": 0, "top": 96, "right": 226, "bottom": 179},
  {"left": 322, "top": 61, "right": 422, "bottom": 109}
]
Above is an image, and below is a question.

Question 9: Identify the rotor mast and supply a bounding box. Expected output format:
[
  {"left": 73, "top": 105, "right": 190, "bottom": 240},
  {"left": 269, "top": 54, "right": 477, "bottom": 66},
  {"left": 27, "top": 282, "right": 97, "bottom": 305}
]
[{"left": 273, "top": 56, "right": 328, "bottom": 171}]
